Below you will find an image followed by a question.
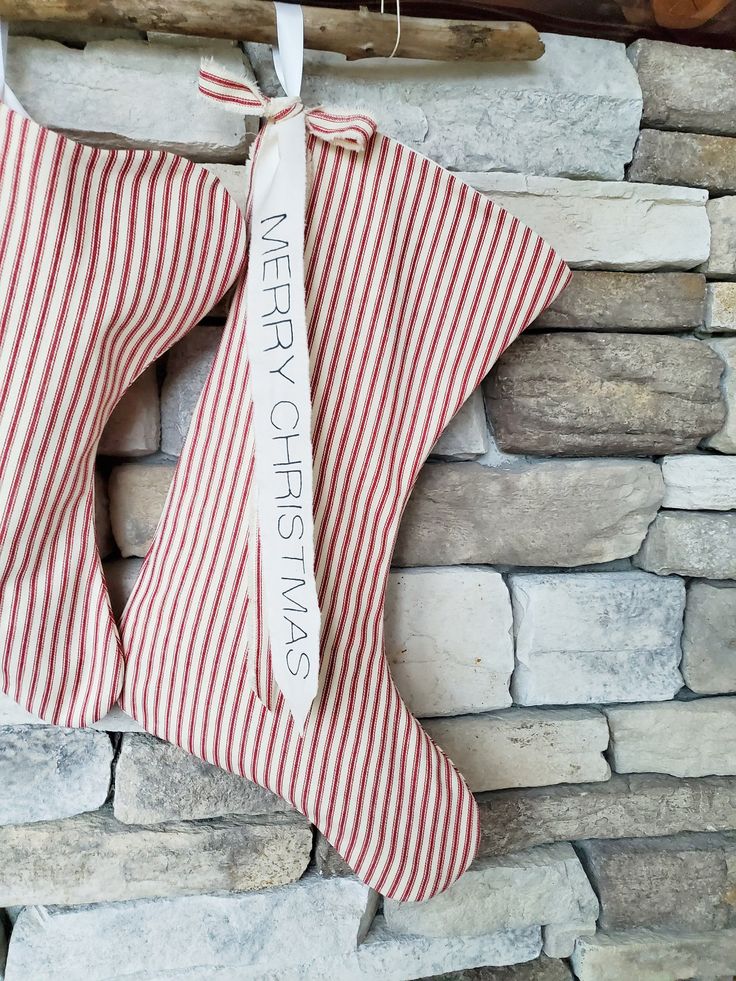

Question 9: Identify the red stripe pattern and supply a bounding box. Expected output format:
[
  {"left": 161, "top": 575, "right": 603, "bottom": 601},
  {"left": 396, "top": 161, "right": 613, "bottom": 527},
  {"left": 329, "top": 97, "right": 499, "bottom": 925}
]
[
  {"left": 121, "top": 68, "right": 573, "bottom": 902},
  {"left": 0, "top": 103, "right": 245, "bottom": 727}
]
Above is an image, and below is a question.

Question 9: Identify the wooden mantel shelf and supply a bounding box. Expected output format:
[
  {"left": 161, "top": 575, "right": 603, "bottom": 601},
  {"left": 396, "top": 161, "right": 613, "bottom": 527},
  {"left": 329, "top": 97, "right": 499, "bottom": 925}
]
[{"left": 0, "top": 0, "right": 545, "bottom": 61}]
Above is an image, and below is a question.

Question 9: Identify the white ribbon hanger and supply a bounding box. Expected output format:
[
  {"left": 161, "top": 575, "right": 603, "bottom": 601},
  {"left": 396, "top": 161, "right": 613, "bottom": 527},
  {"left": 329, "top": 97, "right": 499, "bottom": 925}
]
[
  {"left": 272, "top": 1, "right": 304, "bottom": 98},
  {"left": 246, "top": 2, "right": 321, "bottom": 735},
  {"left": 0, "top": 21, "right": 28, "bottom": 117}
]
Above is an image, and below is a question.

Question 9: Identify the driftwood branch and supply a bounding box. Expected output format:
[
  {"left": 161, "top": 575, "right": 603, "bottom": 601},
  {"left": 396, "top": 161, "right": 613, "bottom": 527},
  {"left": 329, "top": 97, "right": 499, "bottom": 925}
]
[{"left": 0, "top": 0, "right": 545, "bottom": 61}]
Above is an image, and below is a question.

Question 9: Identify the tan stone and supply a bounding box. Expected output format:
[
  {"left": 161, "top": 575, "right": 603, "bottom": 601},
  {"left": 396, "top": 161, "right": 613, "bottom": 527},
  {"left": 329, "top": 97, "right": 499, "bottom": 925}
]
[
  {"left": 629, "top": 130, "right": 736, "bottom": 193},
  {"left": 485, "top": 333, "right": 724, "bottom": 456},
  {"left": 395, "top": 461, "right": 663, "bottom": 568},
  {"left": 629, "top": 39, "right": 736, "bottom": 136},
  {"left": 534, "top": 271, "right": 705, "bottom": 332},
  {"left": 98, "top": 367, "right": 160, "bottom": 457},
  {"left": 108, "top": 462, "right": 174, "bottom": 557}
]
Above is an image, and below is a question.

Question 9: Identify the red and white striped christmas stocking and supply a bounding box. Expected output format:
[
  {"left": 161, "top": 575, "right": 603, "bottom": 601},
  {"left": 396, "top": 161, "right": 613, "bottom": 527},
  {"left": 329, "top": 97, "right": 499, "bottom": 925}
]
[
  {"left": 0, "top": 100, "right": 245, "bottom": 727},
  {"left": 120, "top": 65, "right": 571, "bottom": 901}
]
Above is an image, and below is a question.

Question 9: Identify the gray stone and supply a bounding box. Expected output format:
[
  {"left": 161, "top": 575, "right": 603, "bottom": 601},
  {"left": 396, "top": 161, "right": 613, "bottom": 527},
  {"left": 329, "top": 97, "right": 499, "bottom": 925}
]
[
  {"left": 0, "top": 808, "right": 311, "bottom": 906},
  {"left": 509, "top": 572, "right": 684, "bottom": 706},
  {"left": 284, "top": 778, "right": 736, "bottom": 877},
  {"left": 6, "top": 37, "right": 250, "bottom": 159},
  {"left": 629, "top": 39, "right": 736, "bottom": 136},
  {"left": 476, "top": 774, "right": 736, "bottom": 859},
  {"left": 161, "top": 324, "right": 223, "bottom": 456},
  {"left": 93, "top": 470, "right": 113, "bottom": 559},
  {"left": 3, "top": 874, "right": 378, "bottom": 981},
  {"left": 682, "top": 582, "right": 736, "bottom": 695},
  {"left": 257, "top": 919, "right": 543, "bottom": 981},
  {"left": 114, "top": 734, "right": 290, "bottom": 824},
  {"left": 606, "top": 697, "right": 736, "bottom": 777},
  {"left": 701, "top": 198, "right": 736, "bottom": 279},
  {"left": 705, "top": 338, "right": 736, "bottom": 450},
  {"left": 422, "top": 957, "right": 572, "bottom": 981},
  {"left": 662, "top": 455, "right": 736, "bottom": 510},
  {"left": 384, "top": 843, "right": 597, "bottom": 957},
  {"left": 98, "top": 367, "right": 160, "bottom": 457},
  {"left": 385, "top": 568, "right": 513, "bottom": 718},
  {"left": 578, "top": 833, "right": 736, "bottom": 932},
  {"left": 534, "top": 271, "right": 705, "bottom": 332},
  {"left": 0, "top": 726, "right": 112, "bottom": 825},
  {"left": 431, "top": 389, "right": 489, "bottom": 460},
  {"left": 424, "top": 708, "right": 610, "bottom": 793},
  {"left": 395, "top": 460, "right": 663, "bottom": 568},
  {"left": 634, "top": 511, "right": 736, "bottom": 579},
  {"left": 704, "top": 282, "right": 736, "bottom": 333},
  {"left": 102, "top": 558, "right": 144, "bottom": 621},
  {"left": 628, "top": 129, "right": 736, "bottom": 193},
  {"left": 465, "top": 172, "right": 709, "bottom": 272},
  {"left": 571, "top": 927, "right": 736, "bottom": 981},
  {"left": 484, "top": 333, "right": 725, "bottom": 456},
  {"left": 108, "top": 462, "right": 175, "bottom": 558},
  {"left": 247, "top": 33, "right": 641, "bottom": 179}
]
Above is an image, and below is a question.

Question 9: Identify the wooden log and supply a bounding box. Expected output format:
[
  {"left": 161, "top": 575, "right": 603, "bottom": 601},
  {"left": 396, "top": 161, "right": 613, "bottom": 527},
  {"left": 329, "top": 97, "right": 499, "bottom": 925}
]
[{"left": 0, "top": 0, "right": 544, "bottom": 61}]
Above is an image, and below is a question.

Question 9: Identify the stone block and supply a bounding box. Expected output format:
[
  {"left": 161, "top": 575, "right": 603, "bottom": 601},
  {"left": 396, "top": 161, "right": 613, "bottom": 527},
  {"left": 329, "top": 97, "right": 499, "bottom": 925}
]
[
  {"left": 704, "top": 282, "right": 736, "bottom": 333},
  {"left": 484, "top": 333, "right": 724, "bottom": 456},
  {"left": 510, "top": 572, "right": 684, "bottom": 705},
  {"left": 160, "top": 324, "right": 223, "bottom": 456},
  {"left": 629, "top": 39, "right": 736, "bottom": 135},
  {"left": 0, "top": 726, "right": 112, "bottom": 825},
  {"left": 384, "top": 843, "right": 598, "bottom": 958},
  {"left": 465, "top": 172, "right": 709, "bottom": 271},
  {"left": 701, "top": 198, "right": 736, "bottom": 279},
  {"left": 268, "top": 919, "right": 544, "bottom": 981},
  {"left": 634, "top": 510, "right": 736, "bottom": 579},
  {"left": 534, "top": 271, "right": 705, "bottom": 332},
  {"left": 578, "top": 833, "right": 736, "bottom": 932},
  {"left": 662, "top": 455, "right": 736, "bottom": 510},
  {"left": 395, "top": 460, "right": 663, "bottom": 568},
  {"left": 682, "top": 582, "right": 736, "bottom": 695},
  {"left": 6, "top": 36, "right": 249, "bottom": 158},
  {"left": 0, "top": 808, "right": 311, "bottom": 906},
  {"left": 424, "top": 708, "right": 610, "bottom": 793},
  {"left": 98, "top": 367, "right": 160, "bottom": 457},
  {"left": 102, "top": 558, "right": 144, "bottom": 620},
  {"left": 431, "top": 389, "right": 489, "bottom": 460},
  {"left": 606, "top": 697, "right": 736, "bottom": 777},
  {"left": 94, "top": 470, "right": 113, "bottom": 559},
  {"left": 114, "top": 734, "right": 290, "bottom": 824},
  {"left": 247, "top": 34, "right": 642, "bottom": 179},
  {"left": 425, "top": 956, "right": 572, "bottom": 981},
  {"left": 108, "top": 462, "right": 175, "bottom": 557},
  {"left": 475, "top": 774, "right": 736, "bottom": 858},
  {"left": 628, "top": 129, "right": 736, "bottom": 193},
  {"left": 3, "top": 874, "right": 378, "bottom": 981},
  {"left": 385, "top": 568, "right": 513, "bottom": 717},
  {"left": 572, "top": 926, "right": 736, "bottom": 981},
  {"left": 705, "top": 338, "right": 736, "bottom": 451}
]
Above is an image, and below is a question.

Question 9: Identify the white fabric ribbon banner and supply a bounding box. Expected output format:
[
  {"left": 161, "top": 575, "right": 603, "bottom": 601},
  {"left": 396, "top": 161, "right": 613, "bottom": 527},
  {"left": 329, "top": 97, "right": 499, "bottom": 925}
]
[{"left": 246, "top": 3, "right": 321, "bottom": 735}]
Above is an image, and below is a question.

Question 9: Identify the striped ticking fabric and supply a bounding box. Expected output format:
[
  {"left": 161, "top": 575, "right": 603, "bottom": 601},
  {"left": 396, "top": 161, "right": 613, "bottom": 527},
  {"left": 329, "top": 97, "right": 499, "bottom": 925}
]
[
  {"left": 0, "top": 103, "right": 245, "bottom": 727},
  {"left": 120, "top": 68, "right": 573, "bottom": 902}
]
